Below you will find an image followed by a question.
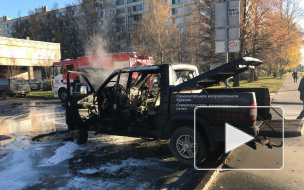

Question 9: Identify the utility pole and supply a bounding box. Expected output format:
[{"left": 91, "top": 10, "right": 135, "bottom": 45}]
[{"left": 224, "top": 0, "right": 229, "bottom": 88}]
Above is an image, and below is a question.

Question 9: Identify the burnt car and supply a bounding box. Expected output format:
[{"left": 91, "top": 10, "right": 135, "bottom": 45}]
[
  {"left": 66, "top": 57, "right": 271, "bottom": 165},
  {"left": 27, "top": 79, "right": 42, "bottom": 91},
  {"left": 0, "top": 78, "right": 30, "bottom": 99},
  {"left": 42, "top": 81, "right": 52, "bottom": 91}
]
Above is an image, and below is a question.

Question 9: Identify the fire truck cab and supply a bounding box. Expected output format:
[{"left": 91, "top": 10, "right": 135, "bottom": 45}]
[{"left": 52, "top": 53, "right": 153, "bottom": 102}]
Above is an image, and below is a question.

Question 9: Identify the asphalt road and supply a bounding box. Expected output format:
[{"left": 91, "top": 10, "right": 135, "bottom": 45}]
[{"left": 0, "top": 98, "right": 214, "bottom": 190}]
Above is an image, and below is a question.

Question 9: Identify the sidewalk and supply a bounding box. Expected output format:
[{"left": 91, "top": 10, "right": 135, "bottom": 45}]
[
  {"left": 208, "top": 73, "right": 304, "bottom": 190},
  {"left": 272, "top": 73, "right": 303, "bottom": 119}
]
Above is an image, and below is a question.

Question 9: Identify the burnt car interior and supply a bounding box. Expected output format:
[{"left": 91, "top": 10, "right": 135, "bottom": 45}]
[{"left": 75, "top": 68, "right": 162, "bottom": 135}]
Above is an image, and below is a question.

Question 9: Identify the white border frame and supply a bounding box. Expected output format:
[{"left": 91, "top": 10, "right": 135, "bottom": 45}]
[{"left": 193, "top": 106, "right": 284, "bottom": 170}]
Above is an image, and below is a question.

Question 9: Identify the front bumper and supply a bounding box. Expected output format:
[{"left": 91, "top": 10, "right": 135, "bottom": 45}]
[
  {"left": 15, "top": 90, "right": 29, "bottom": 95},
  {"left": 53, "top": 89, "right": 58, "bottom": 98}
]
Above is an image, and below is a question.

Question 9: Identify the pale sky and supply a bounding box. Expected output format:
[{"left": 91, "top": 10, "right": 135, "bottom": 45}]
[{"left": 0, "top": 0, "right": 77, "bottom": 19}]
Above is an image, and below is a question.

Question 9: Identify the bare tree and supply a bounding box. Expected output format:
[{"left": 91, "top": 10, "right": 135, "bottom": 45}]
[
  {"left": 6, "top": 57, "right": 20, "bottom": 78},
  {"left": 38, "top": 57, "right": 54, "bottom": 82},
  {"left": 182, "top": 0, "right": 222, "bottom": 70},
  {"left": 132, "top": 0, "right": 180, "bottom": 64}
]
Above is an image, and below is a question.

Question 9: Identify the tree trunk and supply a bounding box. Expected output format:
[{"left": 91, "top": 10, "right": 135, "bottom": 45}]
[{"left": 233, "top": 74, "right": 240, "bottom": 87}]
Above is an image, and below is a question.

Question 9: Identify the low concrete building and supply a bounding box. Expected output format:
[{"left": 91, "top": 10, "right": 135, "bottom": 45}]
[{"left": 0, "top": 37, "right": 60, "bottom": 80}]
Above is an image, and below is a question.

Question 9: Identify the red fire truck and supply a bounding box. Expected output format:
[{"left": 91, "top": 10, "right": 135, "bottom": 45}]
[{"left": 52, "top": 53, "right": 153, "bottom": 102}]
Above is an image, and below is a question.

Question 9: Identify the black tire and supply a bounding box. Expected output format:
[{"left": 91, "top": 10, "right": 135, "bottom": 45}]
[
  {"left": 0, "top": 91, "right": 6, "bottom": 100},
  {"left": 74, "top": 128, "right": 88, "bottom": 145},
  {"left": 170, "top": 126, "right": 209, "bottom": 166},
  {"left": 59, "top": 88, "right": 67, "bottom": 103}
]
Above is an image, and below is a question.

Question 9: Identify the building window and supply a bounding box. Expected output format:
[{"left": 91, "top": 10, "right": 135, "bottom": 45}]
[
  {"left": 116, "top": 17, "right": 125, "bottom": 23},
  {"left": 112, "top": 0, "right": 124, "bottom": 6},
  {"left": 120, "top": 25, "right": 125, "bottom": 32},
  {"left": 171, "top": 0, "right": 183, "bottom": 4},
  {"left": 4, "top": 30, "right": 12, "bottom": 34},
  {"left": 128, "top": 5, "right": 142, "bottom": 12},
  {"left": 100, "top": 3, "right": 106, "bottom": 9},
  {"left": 4, "top": 23, "right": 12, "bottom": 28},
  {"left": 98, "top": 12, "right": 104, "bottom": 17},
  {"left": 134, "top": 14, "right": 142, "bottom": 21},
  {"left": 68, "top": 9, "right": 79, "bottom": 15},
  {"left": 180, "top": 27, "right": 183, "bottom": 33},
  {"left": 127, "top": 0, "right": 142, "bottom": 4},
  {"left": 128, "top": 15, "right": 142, "bottom": 22},
  {"left": 128, "top": 34, "right": 133, "bottom": 40},
  {"left": 166, "top": 19, "right": 172, "bottom": 25},
  {"left": 178, "top": 7, "right": 183, "bottom": 13},
  {"left": 117, "top": 8, "right": 125, "bottom": 14},
  {"left": 117, "top": 0, "right": 124, "bottom": 6},
  {"left": 111, "top": 9, "right": 117, "bottom": 15},
  {"left": 171, "top": 8, "right": 176, "bottom": 15},
  {"left": 128, "top": 25, "right": 134, "bottom": 31},
  {"left": 111, "top": 8, "right": 125, "bottom": 15},
  {"left": 176, "top": 17, "right": 183, "bottom": 24},
  {"left": 128, "top": 43, "right": 132, "bottom": 49}
]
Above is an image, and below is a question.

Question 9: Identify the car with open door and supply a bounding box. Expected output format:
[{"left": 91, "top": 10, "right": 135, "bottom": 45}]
[{"left": 65, "top": 57, "right": 271, "bottom": 165}]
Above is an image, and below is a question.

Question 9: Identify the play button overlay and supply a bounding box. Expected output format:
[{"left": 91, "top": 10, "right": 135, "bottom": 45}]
[
  {"left": 225, "top": 123, "right": 254, "bottom": 153},
  {"left": 194, "top": 106, "right": 284, "bottom": 170}
]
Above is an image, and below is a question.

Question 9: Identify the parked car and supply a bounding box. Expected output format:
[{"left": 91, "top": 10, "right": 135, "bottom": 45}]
[
  {"left": 42, "top": 81, "right": 52, "bottom": 91},
  {"left": 27, "top": 79, "right": 42, "bottom": 91},
  {"left": 228, "top": 73, "right": 249, "bottom": 82},
  {"left": 0, "top": 78, "right": 30, "bottom": 99}
]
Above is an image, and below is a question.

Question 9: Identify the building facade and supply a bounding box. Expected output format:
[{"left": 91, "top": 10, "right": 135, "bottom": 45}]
[
  {"left": 0, "top": 0, "right": 193, "bottom": 60},
  {"left": 0, "top": 37, "right": 61, "bottom": 79}
]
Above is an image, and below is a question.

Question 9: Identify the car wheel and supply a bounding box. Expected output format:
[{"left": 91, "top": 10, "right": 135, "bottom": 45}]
[
  {"left": 74, "top": 128, "right": 88, "bottom": 145},
  {"left": 0, "top": 91, "right": 6, "bottom": 100},
  {"left": 59, "top": 89, "right": 67, "bottom": 103},
  {"left": 170, "top": 126, "right": 209, "bottom": 166}
]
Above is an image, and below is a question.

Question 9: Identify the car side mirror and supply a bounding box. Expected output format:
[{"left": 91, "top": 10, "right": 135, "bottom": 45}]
[{"left": 80, "top": 86, "right": 87, "bottom": 94}]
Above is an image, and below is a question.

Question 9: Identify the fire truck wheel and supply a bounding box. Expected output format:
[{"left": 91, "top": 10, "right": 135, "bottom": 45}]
[
  {"left": 0, "top": 91, "right": 6, "bottom": 100},
  {"left": 59, "top": 88, "right": 67, "bottom": 103},
  {"left": 170, "top": 126, "right": 209, "bottom": 166},
  {"left": 74, "top": 128, "right": 88, "bottom": 145}
]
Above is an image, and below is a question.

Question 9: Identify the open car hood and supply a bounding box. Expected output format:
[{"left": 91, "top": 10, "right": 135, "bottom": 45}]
[
  {"left": 171, "top": 57, "right": 263, "bottom": 92},
  {"left": 77, "top": 66, "right": 114, "bottom": 91}
]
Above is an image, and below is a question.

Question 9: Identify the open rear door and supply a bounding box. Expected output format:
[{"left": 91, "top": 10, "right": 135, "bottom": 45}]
[{"left": 171, "top": 57, "right": 262, "bottom": 93}]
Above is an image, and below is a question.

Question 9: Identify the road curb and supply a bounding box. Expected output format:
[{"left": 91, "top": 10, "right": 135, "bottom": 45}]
[
  {"left": 195, "top": 151, "right": 233, "bottom": 190},
  {"left": 28, "top": 96, "right": 56, "bottom": 100}
]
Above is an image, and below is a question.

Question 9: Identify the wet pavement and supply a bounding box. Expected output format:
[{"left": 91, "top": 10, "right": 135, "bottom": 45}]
[{"left": 0, "top": 98, "right": 211, "bottom": 190}]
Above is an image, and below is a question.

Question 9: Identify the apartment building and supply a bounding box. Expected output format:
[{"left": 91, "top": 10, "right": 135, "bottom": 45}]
[{"left": 0, "top": 0, "right": 193, "bottom": 60}]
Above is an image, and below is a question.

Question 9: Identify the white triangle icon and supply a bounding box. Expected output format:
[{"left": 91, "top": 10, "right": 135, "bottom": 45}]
[{"left": 225, "top": 123, "right": 254, "bottom": 153}]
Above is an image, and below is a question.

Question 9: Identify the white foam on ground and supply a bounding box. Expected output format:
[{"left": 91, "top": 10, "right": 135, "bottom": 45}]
[
  {"left": 59, "top": 177, "right": 119, "bottom": 190},
  {"left": 79, "top": 168, "right": 100, "bottom": 174},
  {"left": 0, "top": 147, "right": 40, "bottom": 190},
  {"left": 40, "top": 142, "right": 80, "bottom": 166},
  {"left": 0, "top": 141, "right": 81, "bottom": 190},
  {"left": 60, "top": 158, "right": 157, "bottom": 189},
  {"left": 0, "top": 135, "right": 31, "bottom": 150},
  {"left": 99, "top": 158, "right": 157, "bottom": 174}
]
